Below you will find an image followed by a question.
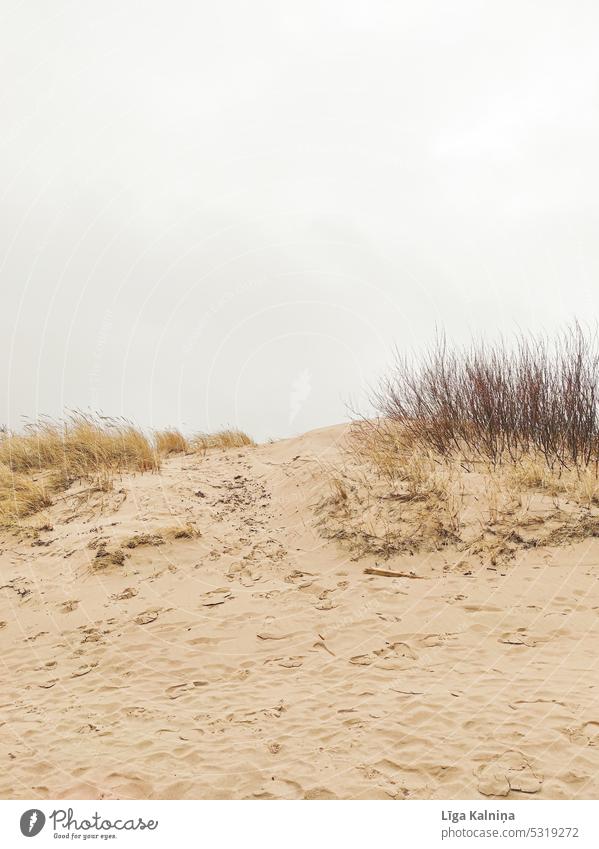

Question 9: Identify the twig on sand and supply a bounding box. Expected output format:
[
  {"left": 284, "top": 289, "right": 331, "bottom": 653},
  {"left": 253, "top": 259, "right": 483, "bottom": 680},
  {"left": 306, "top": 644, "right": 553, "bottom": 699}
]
[{"left": 364, "top": 567, "right": 426, "bottom": 579}]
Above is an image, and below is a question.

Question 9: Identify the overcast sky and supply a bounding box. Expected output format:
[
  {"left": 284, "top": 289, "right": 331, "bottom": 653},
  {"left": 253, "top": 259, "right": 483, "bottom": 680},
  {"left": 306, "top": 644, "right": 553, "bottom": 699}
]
[{"left": 1, "top": 1, "right": 598, "bottom": 441}]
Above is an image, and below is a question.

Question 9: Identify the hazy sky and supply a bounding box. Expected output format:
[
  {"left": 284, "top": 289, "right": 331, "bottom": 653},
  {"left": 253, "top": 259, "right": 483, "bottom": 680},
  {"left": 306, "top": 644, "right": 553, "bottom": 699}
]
[{"left": 1, "top": 1, "right": 599, "bottom": 441}]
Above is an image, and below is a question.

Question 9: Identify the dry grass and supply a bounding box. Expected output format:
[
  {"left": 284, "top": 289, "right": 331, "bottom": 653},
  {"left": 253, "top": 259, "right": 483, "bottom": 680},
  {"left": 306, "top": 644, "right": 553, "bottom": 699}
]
[
  {"left": 92, "top": 544, "right": 126, "bottom": 571},
  {"left": 0, "top": 413, "right": 158, "bottom": 523},
  {"left": 123, "top": 522, "right": 200, "bottom": 548},
  {"left": 0, "top": 413, "right": 254, "bottom": 524},
  {"left": 0, "top": 465, "right": 53, "bottom": 522},
  {"left": 191, "top": 429, "right": 255, "bottom": 454},
  {"left": 317, "top": 421, "right": 462, "bottom": 558},
  {"left": 0, "top": 414, "right": 157, "bottom": 479},
  {"left": 161, "top": 522, "right": 201, "bottom": 540},
  {"left": 317, "top": 325, "right": 599, "bottom": 564},
  {"left": 508, "top": 454, "right": 599, "bottom": 507},
  {"left": 318, "top": 415, "right": 599, "bottom": 565},
  {"left": 154, "top": 429, "right": 188, "bottom": 455},
  {"left": 123, "top": 532, "right": 166, "bottom": 549}
]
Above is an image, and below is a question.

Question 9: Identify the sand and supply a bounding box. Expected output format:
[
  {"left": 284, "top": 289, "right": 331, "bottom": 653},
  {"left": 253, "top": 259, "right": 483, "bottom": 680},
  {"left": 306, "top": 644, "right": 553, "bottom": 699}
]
[{"left": 1, "top": 423, "right": 599, "bottom": 800}]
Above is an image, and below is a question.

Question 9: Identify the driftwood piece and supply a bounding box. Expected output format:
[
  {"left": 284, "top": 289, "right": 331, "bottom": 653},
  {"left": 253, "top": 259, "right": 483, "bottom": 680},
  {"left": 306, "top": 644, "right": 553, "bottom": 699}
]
[{"left": 364, "top": 567, "right": 425, "bottom": 579}]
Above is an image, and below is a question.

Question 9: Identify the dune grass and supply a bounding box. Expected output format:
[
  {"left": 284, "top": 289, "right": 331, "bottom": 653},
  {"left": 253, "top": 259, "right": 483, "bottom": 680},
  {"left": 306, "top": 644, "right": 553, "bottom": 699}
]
[
  {"left": 191, "top": 429, "right": 255, "bottom": 454},
  {"left": 0, "top": 414, "right": 157, "bottom": 478},
  {"left": 0, "top": 465, "right": 53, "bottom": 522},
  {"left": 0, "top": 413, "right": 158, "bottom": 522},
  {"left": 0, "top": 414, "right": 255, "bottom": 523},
  {"left": 154, "top": 427, "right": 255, "bottom": 455},
  {"left": 154, "top": 429, "right": 189, "bottom": 455}
]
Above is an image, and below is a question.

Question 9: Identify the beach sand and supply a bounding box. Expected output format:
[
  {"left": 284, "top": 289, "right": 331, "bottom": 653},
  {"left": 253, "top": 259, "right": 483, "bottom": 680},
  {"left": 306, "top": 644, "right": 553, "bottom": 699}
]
[{"left": 1, "top": 423, "right": 599, "bottom": 799}]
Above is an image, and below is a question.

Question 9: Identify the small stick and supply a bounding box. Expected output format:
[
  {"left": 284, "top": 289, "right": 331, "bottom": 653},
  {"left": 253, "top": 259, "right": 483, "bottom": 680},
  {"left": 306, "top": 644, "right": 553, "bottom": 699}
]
[{"left": 364, "top": 567, "right": 426, "bottom": 579}]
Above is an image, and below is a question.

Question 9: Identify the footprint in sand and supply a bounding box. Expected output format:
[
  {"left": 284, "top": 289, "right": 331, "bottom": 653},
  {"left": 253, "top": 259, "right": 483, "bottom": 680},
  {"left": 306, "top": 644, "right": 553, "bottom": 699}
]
[
  {"left": 370, "top": 758, "right": 430, "bottom": 798},
  {"left": 350, "top": 641, "right": 416, "bottom": 667},
  {"left": 265, "top": 656, "right": 304, "bottom": 668},
  {"left": 125, "top": 706, "right": 152, "bottom": 718},
  {"left": 566, "top": 721, "right": 599, "bottom": 746},
  {"left": 303, "top": 788, "right": 339, "bottom": 799},
  {"left": 134, "top": 609, "right": 160, "bottom": 625},
  {"left": 475, "top": 750, "right": 543, "bottom": 796},
  {"left": 226, "top": 564, "right": 259, "bottom": 586},
  {"left": 200, "top": 588, "right": 233, "bottom": 607},
  {"left": 284, "top": 570, "right": 315, "bottom": 588},
  {"left": 257, "top": 631, "right": 294, "bottom": 641},
  {"left": 418, "top": 632, "right": 460, "bottom": 648},
  {"left": 249, "top": 778, "right": 302, "bottom": 800},
  {"left": 498, "top": 630, "right": 537, "bottom": 647},
  {"left": 375, "top": 613, "right": 402, "bottom": 623},
  {"left": 71, "top": 662, "right": 98, "bottom": 678},
  {"left": 80, "top": 626, "right": 104, "bottom": 643},
  {"left": 25, "top": 631, "right": 48, "bottom": 643},
  {"left": 112, "top": 587, "right": 137, "bottom": 601},
  {"left": 315, "top": 598, "right": 338, "bottom": 611},
  {"left": 234, "top": 668, "right": 251, "bottom": 680},
  {"left": 166, "top": 681, "right": 209, "bottom": 699},
  {"left": 77, "top": 723, "right": 100, "bottom": 734}
]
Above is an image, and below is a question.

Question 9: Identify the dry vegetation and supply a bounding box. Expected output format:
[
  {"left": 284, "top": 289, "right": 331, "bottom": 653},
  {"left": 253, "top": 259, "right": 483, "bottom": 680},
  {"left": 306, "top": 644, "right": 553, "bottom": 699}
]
[
  {"left": 191, "top": 429, "right": 255, "bottom": 454},
  {"left": 126, "top": 522, "right": 201, "bottom": 544},
  {"left": 154, "top": 429, "right": 189, "bottom": 455},
  {"left": 0, "top": 465, "right": 53, "bottom": 522},
  {"left": 0, "top": 413, "right": 157, "bottom": 480},
  {"left": 317, "top": 424, "right": 465, "bottom": 558},
  {"left": 154, "top": 427, "right": 255, "bottom": 456},
  {"left": 318, "top": 325, "right": 599, "bottom": 564},
  {"left": 0, "top": 414, "right": 158, "bottom": 524},
  {"left": 0, "top": 414, "right": 255, "bottom": 526},
  {"left": 376, "top": 322, "right": 599, "bottom": 469}
]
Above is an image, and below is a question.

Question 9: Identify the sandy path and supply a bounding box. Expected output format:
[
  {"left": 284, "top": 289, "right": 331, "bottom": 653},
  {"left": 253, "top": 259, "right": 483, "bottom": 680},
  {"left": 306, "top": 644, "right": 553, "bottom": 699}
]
[{"left": 1, "top": 424, "right": 599, "bottom": 799}]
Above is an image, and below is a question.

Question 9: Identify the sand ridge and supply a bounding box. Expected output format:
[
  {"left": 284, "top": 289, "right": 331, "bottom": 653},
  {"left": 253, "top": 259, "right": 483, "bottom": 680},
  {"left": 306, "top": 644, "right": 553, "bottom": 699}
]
[{"left": 1, "top": 423, "right": 599, "bottom": 799}]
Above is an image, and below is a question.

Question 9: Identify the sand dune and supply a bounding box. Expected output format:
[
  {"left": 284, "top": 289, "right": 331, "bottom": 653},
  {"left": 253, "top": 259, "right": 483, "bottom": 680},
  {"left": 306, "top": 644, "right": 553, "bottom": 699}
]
[{"left": 1, "top": 423, "right": 599, "bottom": 799}]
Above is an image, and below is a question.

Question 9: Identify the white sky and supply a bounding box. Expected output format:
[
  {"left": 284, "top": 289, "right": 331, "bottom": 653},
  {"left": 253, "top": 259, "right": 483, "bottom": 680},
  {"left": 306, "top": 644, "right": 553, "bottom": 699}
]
[{"left": 1, "top": 0, "right": 598, "bottom": 441}]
